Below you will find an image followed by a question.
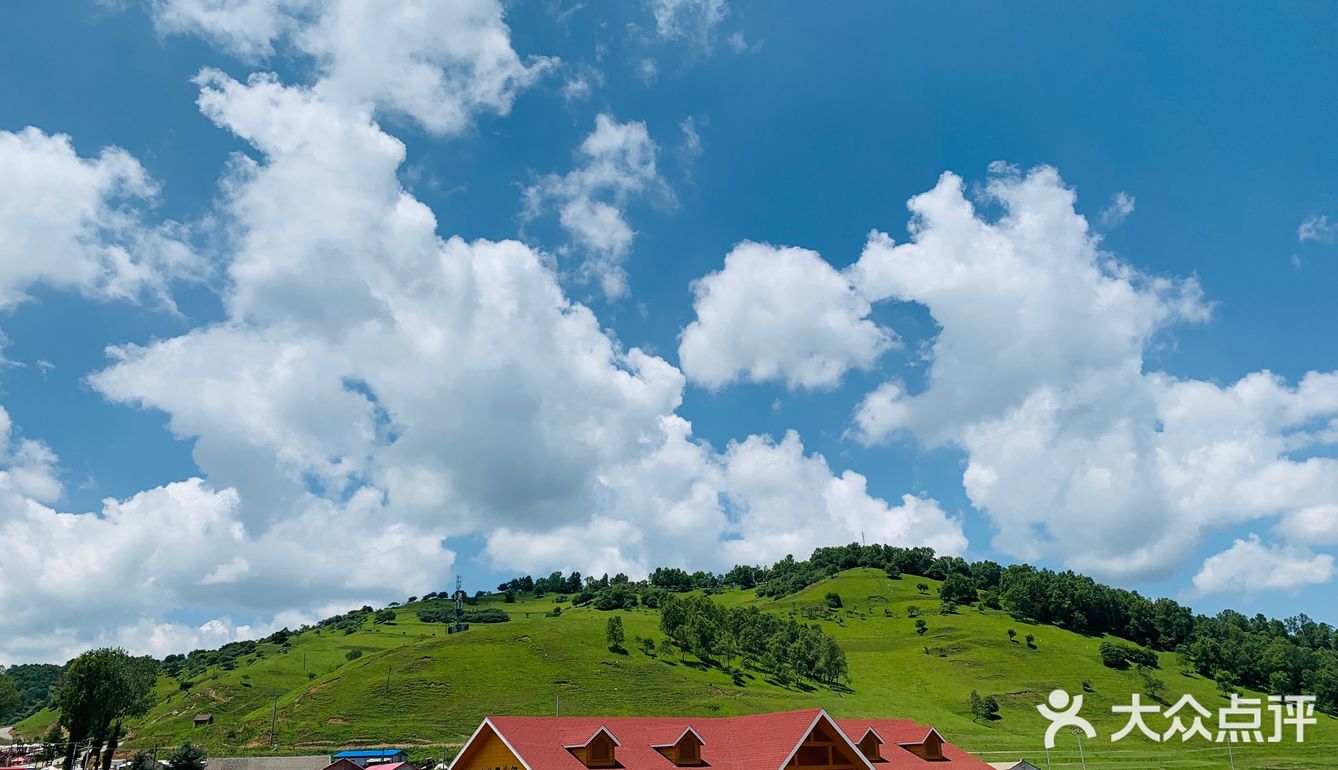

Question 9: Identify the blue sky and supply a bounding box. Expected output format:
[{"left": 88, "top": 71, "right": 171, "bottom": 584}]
[{"left": 1, "top": 0, "right": 1337, "bottom": 663}]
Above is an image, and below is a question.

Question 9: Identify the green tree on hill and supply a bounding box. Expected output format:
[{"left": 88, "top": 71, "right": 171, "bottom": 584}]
[
  {"left": 939, "top": 573, "right": 978, "bottom": 605},
  {"left": 968, "top": 690, "right": 1000, "bottom": 722},
  {"left": 0, "top": 671, "right": 19, "bottom": 720},
  {"left": 167, "top": 743, "right": 207, "bottom": 770},
  {"left": 824, "top": 592, "right": 843, "bottom": 609},
  {"left": 55, "top": 648, "right": 156, "bottom": 770},
  {"left": 606, "top": 616, "right": 626, "bottom": 652},
  {"left": 915, "top": 619, "right": 928, "bottom": 636},
  {"left": 916, "top": 582, "right": 929, "bottom": 594},
  {"left": 658, "top": 594, "right": 847, "bottom": 684},
  {"left": 1138, "top": 665, "right": 1166, "bottom": 700}
]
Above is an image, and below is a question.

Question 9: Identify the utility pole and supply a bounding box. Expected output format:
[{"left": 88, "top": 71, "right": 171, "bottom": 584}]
[
  {"left": 1043, "top": 743, "right": 1051, "bottom": 770},
  {"left": 270, "top": 695, "right": 279, "bottom": 750},
  {"left": 1071, "top": 728, "right": 1087, "bottom": 770},
  {"left": 384, "top": 666, "right": 393, "bottom": 696},
  {"left": 555, "top": 695, "right": 560, "bottom": 717},
  {"left": 1226, "top": 735, "right": 1237, "bottom": 770}
]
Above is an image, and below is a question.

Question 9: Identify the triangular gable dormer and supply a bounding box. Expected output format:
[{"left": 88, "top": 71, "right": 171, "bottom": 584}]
[
  {"left": 895, "top": 727, "right": 946, "bottom": 761},
  {"left": 855, "top": 728, "right": 884, "bottom": 762},
  {"left": 780, "top": 711, "right": 878, "bottom": 770},
  {"left": 448, "top": 718, "right": 533, "bottom": 770},
  {"left": 565, "top": 725, "right": 621, "bottom": 768},
  {"left": 652, "top": 726, "right": 706, "bottom": 766}
]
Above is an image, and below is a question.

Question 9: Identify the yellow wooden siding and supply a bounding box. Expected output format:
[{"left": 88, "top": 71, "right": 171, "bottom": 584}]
[{"left": 454, "top": 726, "right": 523, "bottom": 770}]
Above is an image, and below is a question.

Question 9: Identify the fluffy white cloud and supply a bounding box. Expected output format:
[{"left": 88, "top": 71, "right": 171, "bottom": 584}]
[
  {"left": 0, "top": 401, "right": 456, "bottom": 665},
  {"left": 714, "top": 431, "right": 966, "bottom": 566},
  {"left": 837, "top": 165, "right": 1338, "bottom": 581},
  {"left": 0, "top": 127, "right": 198, "bottom": 310},
  {"left": 148, "top": 0, "right": 554, "bottom": 135},
  {"left": 679, "top": 242, "right": 894, "bottom": 390},
  {"left": 1298, "top": 214, "right": 1337, "bottom": 244},
  {"left": 522, "top": 114, "right": 664, "bottom": 298},
  {"left": 73, "top": 72, "right": 958, "bottom": 661},
  {"left": 1193, "top": 535, "right": 1335, "bottom": 595},
  {"left": 93, "top": 74, "right": 684, "bottom": 534},
  {"left": 1278, "top": 505, "right": 1338, "bottom": 546},
  {"left": 484, "top": 425, "right": 966, "bottom": 577},
  {"left": 147, "top": 0, "right": 300, "bottom": 59},
  {"left": 851, "top": 166, "right": 1210, "bottom": 444}
]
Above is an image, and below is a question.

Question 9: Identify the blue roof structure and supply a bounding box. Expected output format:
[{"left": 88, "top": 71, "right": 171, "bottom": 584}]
[{"left": 333, "top": 751, "right": 407, "bottom": 759}]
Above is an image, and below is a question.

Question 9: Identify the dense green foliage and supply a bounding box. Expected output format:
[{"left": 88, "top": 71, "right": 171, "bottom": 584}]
[
  {"left": 658, "top": 594, "right": 848, "bottom": 685},
  {"left": 1100, "top": 641, "right": 1159, "bottom": 670},
  {"left": 166, "top": 742, "right": 207, "bottom": 770},
  {"left": 0, "top": 663, "right": 63, "bottom": 723},
  {"left": 606, "top": 616, "right": 626, "bottom": 651},
  {"left": 0, "top": 672, "right": 19, "bottom": 721},
  {"left": 161, "top": 627, "right": 300, "bottom": 683},
  {"left": 968, "top": 690, "right": 999, "bottom": 722},
  {"left": 55, "top": 648, "right": 156, "bottom": 770},
  {"left": 415, "top": 607, "right": 511, "bottom": 624},
  {"left": 728, "top": 543, "right": 1338, "bottom": 713}
]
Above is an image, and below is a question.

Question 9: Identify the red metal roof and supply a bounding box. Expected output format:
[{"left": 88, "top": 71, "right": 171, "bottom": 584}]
[
  {"left": 836, "top": 720, "right": 987, "bottom": 769},
  {"left": 473, "top": 708, "right": 992, "bottom": 770}
]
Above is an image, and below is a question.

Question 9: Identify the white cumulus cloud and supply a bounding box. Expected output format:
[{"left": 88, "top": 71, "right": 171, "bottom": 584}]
[
  {"left": 484, "top": 425, "right": 966, "bottom": 577},
  {"left": 37, "top": 72, "right": 966, "bottom": 664},
  {"left": 829, "top": 164, "right": 1338, "bottom": 583},
  {"left": 523, "top": 114, "right": 665, "bottom": 298},
  {"left": 0, "top": 401, "right": 451, "bottom": 665},
  {"left": 679, "top": 241, "right": 894, "bottom": 390},
  {"left": 1278, "top": 504, "right": 1338, "bottom": 546},
  {"left": 1193, "top": 535, "right": 1335, "bottom": 595},
  {"left": 0, "top": 127, "right": 198, "bottom": 310},
  {"left": 148, "top": 0, "right": 555, "bottom": 135}
]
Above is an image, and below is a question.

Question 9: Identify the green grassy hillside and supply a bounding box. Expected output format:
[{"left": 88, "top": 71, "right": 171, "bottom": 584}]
[{"left": 17, "top": 569, "right": 1338, "bottom": 769}]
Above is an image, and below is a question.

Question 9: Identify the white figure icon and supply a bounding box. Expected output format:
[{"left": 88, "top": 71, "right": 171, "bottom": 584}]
[{"left": 1037, "top": 689, "right": 1097, "bottom": 749}]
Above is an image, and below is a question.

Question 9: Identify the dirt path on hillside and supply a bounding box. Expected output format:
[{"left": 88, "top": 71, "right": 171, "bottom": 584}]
[{"left": 0, "top": 724, "right": 14, "bottom": 742}]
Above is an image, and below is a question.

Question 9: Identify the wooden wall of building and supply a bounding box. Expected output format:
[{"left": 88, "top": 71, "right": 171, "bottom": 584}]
[{"left": 453, "top": 726, "right": 523, "bottom": 770}]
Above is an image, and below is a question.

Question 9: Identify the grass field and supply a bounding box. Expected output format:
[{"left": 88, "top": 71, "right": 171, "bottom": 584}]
[{"left": 16, "top": 569, "right": 1338, "bottom": 768}]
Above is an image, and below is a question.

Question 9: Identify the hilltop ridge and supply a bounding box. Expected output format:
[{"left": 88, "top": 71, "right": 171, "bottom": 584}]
[{"left": 14, "top": 568, "right": 1338, "bottom": 769}]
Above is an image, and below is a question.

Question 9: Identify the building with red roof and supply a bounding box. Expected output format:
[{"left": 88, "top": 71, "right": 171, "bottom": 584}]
[{"left": 449, "top": 708, "right": 992, "bottom": 770}]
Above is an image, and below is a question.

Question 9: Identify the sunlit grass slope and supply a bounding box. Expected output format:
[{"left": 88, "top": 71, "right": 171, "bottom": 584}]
[{"left": 16, "top": 569, "right": 1338, "bottom": 769}]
